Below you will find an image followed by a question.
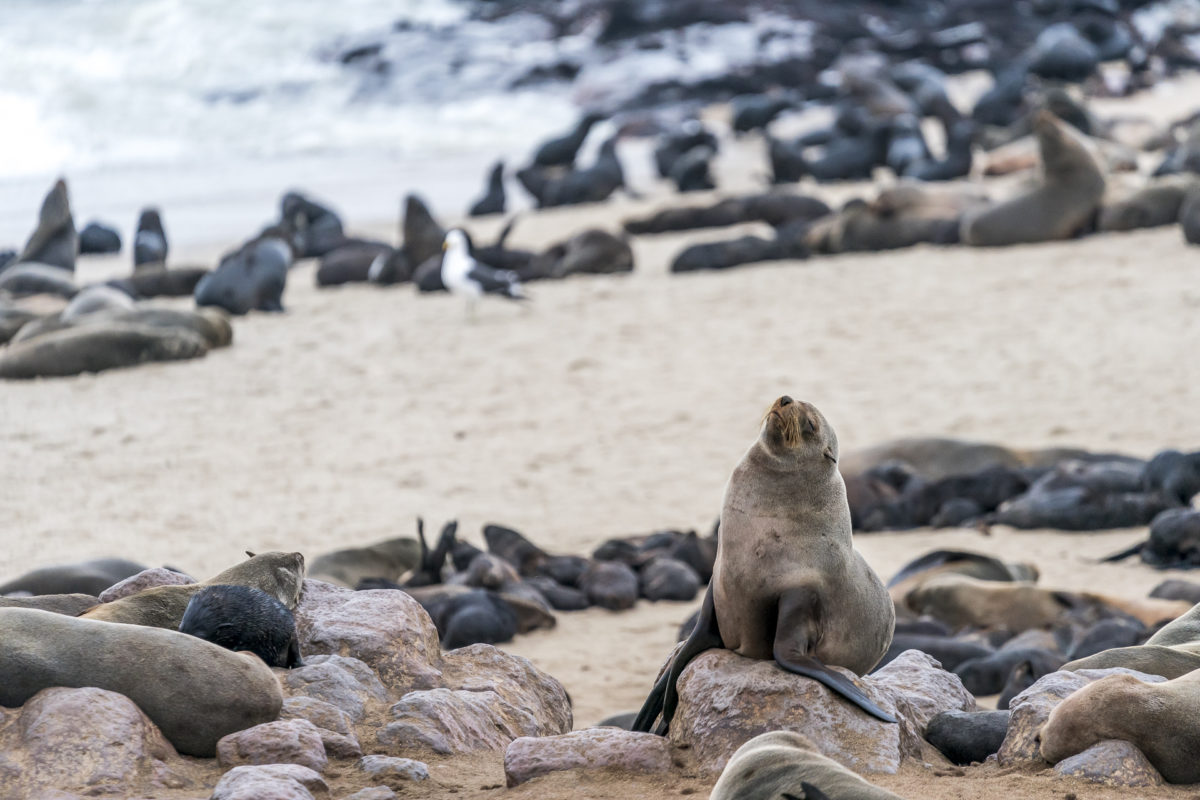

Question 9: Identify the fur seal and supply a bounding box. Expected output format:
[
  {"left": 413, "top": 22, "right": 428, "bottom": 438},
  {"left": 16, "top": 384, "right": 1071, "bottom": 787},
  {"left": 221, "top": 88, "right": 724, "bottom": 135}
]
[
  {"left": 624, "top": 193, "right": 830, "bottom": 235},
  {"left": 402, "top": 194, "right": 446, "bottom": 271},
  {"left": 81, "top": 551, "right": 305, "bottom": 629},
  {"left": 14, "top": 307, "right": 232, "bottom": 350},
  {"left": 61, "top": 285, "right": 135, "bottom": 322},
  {"left": 308, "top": 536, "right": 421, "bottom": 588},
  {"left": 17, "top": 178, "right": 77, "bottom": 272},
  {"left": 531, "top": 111, "right": 605, "bottom": 168},
  {"left": 0, "top": 593, "right": 100, "bottom": 616},
  {"left": 654, "top": 121, "right": 718, "bottom": 178},
  {"left": 0, "top": 607, "right": 282, "bottom": 757},
  {"left": 109, "top": 266, "right": 210, "bottom": 298},
  {"left": 634, "top": 397, "right": 896, "bottom": 734},
  {"left": 468, "top": 161, "right": 506, "bottom": 217},
  {"left": 0, "top": 263, "right": 77, "bottom": 299},
  {"left": 0, "top": 323, "right": 207, "bottom": 379},
  {"left": 1039, "top": 670, "right": 1200, "bottom": 783},
  {"left": 926, "top": 709, "right": 1010, "bottom": 766},
  {"left": 1064, "top": 597, "right": 1200, "bottom": 676},
  {"left": 133, "top": 208, "right": 168, "bottom": 268},
  {"left": 1098, "top": 177, "right": 1197, "bottom": 232},
  {"left": 961, "top": 111, "right": 1105, "bottom": 246},
  {"left": 709, "top": 730, "right": 905, "bottom": 800},
  {"left": 78, "top": 221, "right": 121, "bottom": 255},
  {"left": 180, "top": 584, "right": 303, "bottom": 668},
  {"left": 1181, "top": 186, "right": 1200, "bottom": 245},
  {"left": 731, "top": 94, "right": 792, "bottom": 133},
  {"left": 518, "top": 136, "right": 625, "bottom": 208},
  {"left": 315, "top": 242, "right": 394, "bottom": 287},
  {"left": 0, "top": 557, "right": 146, "bottom": 596},
  {"left": 280, "top": 191, "right": 346, "bottom": 258},
  {"left": 195, "top": 233, "right": 290, "bottom": 314}
]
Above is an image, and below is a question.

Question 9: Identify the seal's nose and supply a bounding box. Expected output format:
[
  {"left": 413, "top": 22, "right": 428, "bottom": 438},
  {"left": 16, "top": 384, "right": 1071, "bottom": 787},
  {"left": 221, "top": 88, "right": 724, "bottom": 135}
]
[{"left": 779, "top": 396, "right": 794, "bottom": 407}]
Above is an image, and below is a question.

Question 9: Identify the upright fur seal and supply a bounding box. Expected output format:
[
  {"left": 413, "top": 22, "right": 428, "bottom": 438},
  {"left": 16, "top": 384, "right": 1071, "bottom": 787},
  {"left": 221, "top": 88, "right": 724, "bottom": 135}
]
[
  {"left": 961, "top": 110, "right": 1105, "bottom": 246},
  {"left": 633, "top": 397, "right": 896, "bottom": 734},
  {"left": 17, "top": 178, "right": 77, "bottom": 272}
]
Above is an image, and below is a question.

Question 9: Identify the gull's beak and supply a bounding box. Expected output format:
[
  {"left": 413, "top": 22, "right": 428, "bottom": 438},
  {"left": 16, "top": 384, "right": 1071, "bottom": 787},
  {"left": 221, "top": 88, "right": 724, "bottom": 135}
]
[{"left": 442, "top": 241, "right": 449, "bottom": 251}]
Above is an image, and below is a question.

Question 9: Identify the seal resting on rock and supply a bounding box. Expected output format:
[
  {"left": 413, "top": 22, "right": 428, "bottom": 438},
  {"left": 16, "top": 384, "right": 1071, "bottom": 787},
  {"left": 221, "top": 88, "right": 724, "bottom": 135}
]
[
  {"left": 1039, "top": 669, "right": 1200, "bottom": 784},
  {"left": 961, "top": 110, "right": 1105, "bottom": 246},
  {"left": 0, "top": 607, "right": 282, "bottom": 757},
  {"left": 180, "top": 584, "right": 303, "bottom": 668},
  {"left": 81, "top": 551, "right": 305, "bottom": 629},
  {"left": 633, "top": 397, "right": 896, "bottom": 734},
  {"left": 709, "top": 730, "right": 905, "bottom": 800}
]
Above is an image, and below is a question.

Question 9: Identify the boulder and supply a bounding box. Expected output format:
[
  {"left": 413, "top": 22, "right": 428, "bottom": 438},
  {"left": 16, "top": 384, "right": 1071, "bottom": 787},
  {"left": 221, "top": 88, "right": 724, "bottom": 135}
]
[
  {"left": 280, "top": 655, "right": 390, "bottom": 723},
  {"left": 279, "top": 697, "right": 362, "bottom": 759},
  {"left": 440, "top": 644, "right": 572, "bottom": 734},
  {"left": 504, "top": 728, "right": 673, "bottom": 786},
  {"left": 379, "top": 688, "right": 550, "bottom": 755},
  {"left": 216, "top": 719, "right": 328, "bottom": 773},
  {"left": 997, "top": 668, "right": 1165, "bottom": 766},
  {"left": 209, "top": 764, "right": 329, "bottom": 800},
  {"left": 8, "top": 687, "right": 186, "bottom": 797},
  {"left": 98, "top": 568, "right": 195, "bottom": 603},
  {"left": 294, "top": 581, "right": 442, "bottom": 694},
  {"left": 359, "top": 755, "right": 429, "bottom": 781},
  {"left": 669, "top": 649, "right": 973, "bottom": 775},
  {"left": 1054, "top": 739, "right": 1164, "bottom": 787},
  {"left": 344, "top": 789, "right": 395, "bottom": 800}
]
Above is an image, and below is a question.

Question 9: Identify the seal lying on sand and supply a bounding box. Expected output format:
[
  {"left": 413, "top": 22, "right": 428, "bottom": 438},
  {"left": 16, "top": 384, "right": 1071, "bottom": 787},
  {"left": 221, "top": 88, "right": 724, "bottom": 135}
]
[
  {"left": 308, "top": 536, "right": 421, "bottom": 588},
  {"left": 710, "top": 730, "right": 905, "bottom": 800},
  {"left": 961, "top": 110, "right": 1106, "bottom": 246},
  {"left": 81, "top": 551, "right": 305, "bottom": 629},
  {"left": 633, "top": 397, "right": 896, "bottom": 734},
  {"left": 0, "top": 557, "right": 146, "bottom": 596},
  {"left": 1064, "top": 597, "right": 1200, "bottom": 677},
  {"left": 0, "top": 324, "right": 208, "bottom": 380}
]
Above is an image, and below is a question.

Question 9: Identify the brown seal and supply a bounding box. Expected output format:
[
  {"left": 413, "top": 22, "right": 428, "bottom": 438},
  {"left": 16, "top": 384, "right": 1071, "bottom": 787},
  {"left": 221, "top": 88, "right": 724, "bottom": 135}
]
[
  {"left": 80, "top": 551, "right": 304, "bottom": 629},
  {"left": 1064, "top": 599, "right": 1200, "bottom": 676},
  {"left": 0, "top": 323, "right": 208, "bottom": 379},
  {"left": 961, "top": 110, "right": 1106, "bottom": 246},
  {"left": 710, "top": 730, "right": 905, "bottom": 800},
  {"left": 1039, "top": 669, "right": 1200, "bottom": 783},
  {"left": 308, "top": 536, "right": 422, "bottom": 588},
  {"left": 633, "top": 396, "right": 896, "bottom": 734}
]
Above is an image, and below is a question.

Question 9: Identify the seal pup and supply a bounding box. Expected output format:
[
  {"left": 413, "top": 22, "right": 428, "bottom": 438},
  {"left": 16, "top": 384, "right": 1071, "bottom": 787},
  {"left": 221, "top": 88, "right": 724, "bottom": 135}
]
[
  {"left": 709, "top": 730, "right": 905, "bottom": 800},
  {"left": 468, "top": 161, "right": 506, "bottom": 217},
  {"left": 78, "top": 221, "right": 121, "bottom": 255},
  {"left": 179, "top": 584, "right": 303, "bottom": 668},
  {"left": 961, "top": 111, "right": 1106, "bottom": 246},
  {"left": 194, "top": 232, "right": 290, "bottom": 314},
  {"left": 17, "top": 178, "right": 77, "bottom": 272},
  {"left": 1039, "top": 669, "right": 1200, "bottom": 783},
  {"left": 133, "top": 208, "right": 168, "bottom": 268},
  {"left": 81, "top": 551, "right": 305, "bottom": 629},
  {"left": 280, "top": 191, "right": 345, "bottom": 258},
  {"left": 440, "top": 229, "right": 526, "bottom": 316},
  {"left": 633, "top": 397, "right": 896, "bottom": 734}
]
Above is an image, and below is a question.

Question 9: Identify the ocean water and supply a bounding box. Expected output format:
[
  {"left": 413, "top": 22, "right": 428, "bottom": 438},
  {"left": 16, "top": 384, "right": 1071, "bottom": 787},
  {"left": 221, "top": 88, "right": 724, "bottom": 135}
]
[{"left": 0, "top": 0, "right": 582, "bottom": 247}]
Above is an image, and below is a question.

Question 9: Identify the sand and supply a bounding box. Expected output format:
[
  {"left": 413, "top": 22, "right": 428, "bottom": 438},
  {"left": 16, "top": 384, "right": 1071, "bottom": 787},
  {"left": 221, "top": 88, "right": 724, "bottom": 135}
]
[{"left": 3, "top": 127, "right": 1200, "bottom": 799}]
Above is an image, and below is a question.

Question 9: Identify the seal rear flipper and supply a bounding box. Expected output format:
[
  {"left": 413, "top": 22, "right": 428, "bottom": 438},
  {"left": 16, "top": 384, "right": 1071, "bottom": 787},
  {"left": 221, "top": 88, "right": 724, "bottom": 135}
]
[
  {"left": 631, "top": 582, "right": 723, "bottom": 735},
  {"left": 1100, "top": 541, "right": 1144, "bottom": 563},
  {"left": 773, "top": 649, "right": 897, "bottom": 723}
]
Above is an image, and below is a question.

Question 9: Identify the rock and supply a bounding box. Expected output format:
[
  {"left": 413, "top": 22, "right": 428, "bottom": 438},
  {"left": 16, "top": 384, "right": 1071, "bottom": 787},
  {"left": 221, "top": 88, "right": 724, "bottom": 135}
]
[
  {"left": 870, "top": 649, "right": 976, "bottom": 764},
  {"left": 279, "top": 697, "right": 361, "bottom": 759},
  {"left": 281, "top": 654, "right": 390, "bottom": 722},
  {"left": 440, "top": 644, "right": 572, "bottom": 734},
  {"left": 294, "top": 581, "right": 442, "bottom": 694},
  {"left": 379, "top": 688, "right": 548, "bottom": 755},
  {"left": 359, "top": 755, "right": 429, "bottom": 781},
  {"left": 0, "top": 608, "right": 282, "bottom": 758},
  {"left": 504, "top": 728, "right": 673, "bottom": 786},
  {"left": 11, "top": 687, "right": 180, "bottom": 797},
  {"left": 344, "top": 789, "right": 395, "bottom": 800},
  {"left": 216, "top": 719, "right": 328, "bottom": 773},
  {"left": 669, "top": 650, "right": 901, "bottom": 775},
  {"left": 997, "top": 668, "right": 1165, "bottom": 766},
  {"left": 1054, "top": 739, "right": 1164, "bottom": 787},
  {"left": 98, "top": 568, "right": 196, "bottom": 602},
  {"left": 210, "top": 764, "right": 329, "bottom": 800}
]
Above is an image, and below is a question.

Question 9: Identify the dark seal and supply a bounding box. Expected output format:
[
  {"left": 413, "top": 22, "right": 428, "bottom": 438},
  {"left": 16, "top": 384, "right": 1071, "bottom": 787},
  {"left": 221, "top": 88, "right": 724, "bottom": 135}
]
[{"left": 179, "top": 584, "right": 303, "bottom": 668}]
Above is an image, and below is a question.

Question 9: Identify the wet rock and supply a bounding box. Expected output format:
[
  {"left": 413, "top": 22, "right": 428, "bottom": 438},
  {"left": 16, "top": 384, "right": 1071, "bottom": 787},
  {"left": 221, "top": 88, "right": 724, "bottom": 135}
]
[
  {"left": 997, "top": 668, "right": 1165, "bottom": 766},
  {"left": 504, "top": 728, "right": 673, "bottom": 786},
  {"left": 97, "top": 567, "right": 196, "bottom": 602},
  {"left": 359, "top": 755, "right": 429, "bottom": 781},
  {"left": 294, "top": 580, "right": 442, "bottom": 694},
  {"left": 280, "top": 654, "right": 390, "bottom": 722},
  {"left": 12, "top": 687, "right": 180, "bottom": 797},
  {"left": 279, "top": 697, "right": 361, "bottom": 759},
  {"left": 216, "top": 719, "right": 328, "bottom": 773},
  {"left": 209, "top": 764, "right": 329, "bottom": 800},
  {"left": 1054, "top": 739, "right": 1164, "bottom": 786}
]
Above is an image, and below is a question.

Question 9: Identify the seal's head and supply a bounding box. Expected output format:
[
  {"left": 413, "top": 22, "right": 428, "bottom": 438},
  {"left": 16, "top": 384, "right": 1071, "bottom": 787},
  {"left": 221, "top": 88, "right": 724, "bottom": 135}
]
[{"left": 759, "top": 396, "right": 839, "bottom": 468}]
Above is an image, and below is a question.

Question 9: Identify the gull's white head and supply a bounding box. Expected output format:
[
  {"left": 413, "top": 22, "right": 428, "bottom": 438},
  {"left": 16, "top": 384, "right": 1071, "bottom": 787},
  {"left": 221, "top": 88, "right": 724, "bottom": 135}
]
[{"left": 443, "top": 229, "right": 468, "bottom": 253}]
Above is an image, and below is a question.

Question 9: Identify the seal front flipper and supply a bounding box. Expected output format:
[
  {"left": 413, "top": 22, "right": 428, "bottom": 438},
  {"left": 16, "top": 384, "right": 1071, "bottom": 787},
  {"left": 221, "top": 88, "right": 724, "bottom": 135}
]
[
  {"left": 632, "top": 582, "right": 723, "bottom": 735},
  {"left": 773, "top": 647, "right": 896, "bottom": 723}
]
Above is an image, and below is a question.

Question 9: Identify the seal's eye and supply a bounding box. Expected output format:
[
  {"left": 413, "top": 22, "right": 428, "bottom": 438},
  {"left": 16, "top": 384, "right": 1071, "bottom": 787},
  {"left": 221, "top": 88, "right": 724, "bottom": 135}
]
[{"left": 802, "top": 416, "right": 817, "bottom": 435}]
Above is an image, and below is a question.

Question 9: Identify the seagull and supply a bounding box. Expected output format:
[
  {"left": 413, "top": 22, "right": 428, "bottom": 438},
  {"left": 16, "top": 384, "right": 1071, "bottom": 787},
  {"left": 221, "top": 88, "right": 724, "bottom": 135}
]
[{"left": 440, "top": 229, "right": 526, "bottom": 318}]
